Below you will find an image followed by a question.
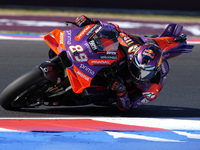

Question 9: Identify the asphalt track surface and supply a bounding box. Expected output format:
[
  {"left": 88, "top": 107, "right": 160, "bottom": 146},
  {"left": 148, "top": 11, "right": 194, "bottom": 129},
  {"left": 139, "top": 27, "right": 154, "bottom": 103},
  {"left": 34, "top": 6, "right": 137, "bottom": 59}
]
[{"left": 0, "top": 39, "right": 200, "bottom": 118}]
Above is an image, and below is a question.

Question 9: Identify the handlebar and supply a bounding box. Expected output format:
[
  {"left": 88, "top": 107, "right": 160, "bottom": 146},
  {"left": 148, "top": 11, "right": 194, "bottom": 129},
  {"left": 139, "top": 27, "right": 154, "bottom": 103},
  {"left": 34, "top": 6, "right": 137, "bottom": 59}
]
[{"left": 65, "top": 21, "right": 79, "bottom": 27}]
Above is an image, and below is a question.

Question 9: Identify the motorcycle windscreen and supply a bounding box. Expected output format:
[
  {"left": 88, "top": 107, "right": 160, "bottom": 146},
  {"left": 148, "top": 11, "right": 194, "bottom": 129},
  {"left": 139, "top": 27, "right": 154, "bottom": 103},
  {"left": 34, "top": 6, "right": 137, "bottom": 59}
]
[
  {"left": 67, "top": 28, "right": 120, "bottom": 93},
  {"left": 88, "top": 28, "right": 119, "bottom": 53}
]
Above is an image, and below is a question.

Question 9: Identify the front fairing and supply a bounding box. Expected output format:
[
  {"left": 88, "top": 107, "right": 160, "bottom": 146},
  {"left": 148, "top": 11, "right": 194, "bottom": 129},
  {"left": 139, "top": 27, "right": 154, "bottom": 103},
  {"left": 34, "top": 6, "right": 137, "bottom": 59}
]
[{"left": 61, "top": 24, "right": 122, "bottom": 93}]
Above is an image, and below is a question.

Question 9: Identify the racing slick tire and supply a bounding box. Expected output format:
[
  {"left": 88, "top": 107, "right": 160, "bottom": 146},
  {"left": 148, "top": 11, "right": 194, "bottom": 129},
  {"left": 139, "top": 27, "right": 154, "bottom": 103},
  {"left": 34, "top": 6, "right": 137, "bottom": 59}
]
[{"left": 0, "top": 68, "right": 46, "bottom": 110}]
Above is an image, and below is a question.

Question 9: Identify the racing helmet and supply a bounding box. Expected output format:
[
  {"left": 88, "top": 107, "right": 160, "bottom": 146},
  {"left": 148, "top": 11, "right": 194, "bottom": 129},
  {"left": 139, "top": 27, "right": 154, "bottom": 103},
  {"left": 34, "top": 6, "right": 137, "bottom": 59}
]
[{"left": 130, "top": 43, "right": 162, "bottom": 82}]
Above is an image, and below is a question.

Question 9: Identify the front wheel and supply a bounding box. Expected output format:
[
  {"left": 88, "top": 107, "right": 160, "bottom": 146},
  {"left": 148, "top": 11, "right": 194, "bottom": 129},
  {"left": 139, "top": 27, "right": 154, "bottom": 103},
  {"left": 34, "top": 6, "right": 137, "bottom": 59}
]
[{"left": 0, "top": 68, "right": 49, "bottom": 110}]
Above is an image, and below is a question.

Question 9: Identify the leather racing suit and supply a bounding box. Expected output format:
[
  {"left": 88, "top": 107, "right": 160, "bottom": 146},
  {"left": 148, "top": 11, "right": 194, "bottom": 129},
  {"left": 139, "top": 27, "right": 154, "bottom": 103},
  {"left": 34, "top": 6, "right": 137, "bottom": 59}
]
[
  {"left": 49, "top": 15, "right": 169, "bottom": 111},
  {"left": 64, "top": 15, "right": 169, "bottom": 111}
]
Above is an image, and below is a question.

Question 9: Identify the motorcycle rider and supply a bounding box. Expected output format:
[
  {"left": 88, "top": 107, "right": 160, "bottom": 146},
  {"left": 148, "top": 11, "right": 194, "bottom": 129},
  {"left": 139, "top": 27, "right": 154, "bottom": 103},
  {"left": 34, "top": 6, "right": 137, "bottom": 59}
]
[
  {"left": 72, "top": 15, "right": 169, "bottom": 111},
  {"left": 49, "top": 15, "right": 184, "bottom": 111}
]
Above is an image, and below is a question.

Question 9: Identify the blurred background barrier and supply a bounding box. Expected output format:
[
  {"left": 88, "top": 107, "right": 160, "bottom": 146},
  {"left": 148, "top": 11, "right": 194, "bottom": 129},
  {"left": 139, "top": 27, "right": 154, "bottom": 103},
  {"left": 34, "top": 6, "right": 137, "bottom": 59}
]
[{"left": 0, "top": 0, "right": 200, "bottom": 15}]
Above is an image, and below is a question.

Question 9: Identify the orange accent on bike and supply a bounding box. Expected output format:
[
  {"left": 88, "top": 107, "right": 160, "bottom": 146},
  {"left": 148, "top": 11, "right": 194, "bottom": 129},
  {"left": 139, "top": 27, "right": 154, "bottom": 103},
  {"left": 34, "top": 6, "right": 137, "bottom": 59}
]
[
  {"left": 75, "top": 24, "right": 94, "bottom": 41},
  {"left": 44, "top": 33, "right": 60, "bottom": 55},
  {"left": 43, "top": 29, "right": 65, "bottom": 55},
  {"left": 151, "top": 37, "right": 179, "bottom": 52},
  {"left": 66, "top": 66, "right": 92, "bottom": 93},
  {"left": 66, "top": 68, "right": 82, "bottom": 93},
  {"left": 117, "top": 37, "right": 128, "bottom": 47},
  {"left": 73, "top": 65, "right": 92, "bottom": 91},
  {"left": 51, "top": 29, "right": 66, "bottom": 50}
]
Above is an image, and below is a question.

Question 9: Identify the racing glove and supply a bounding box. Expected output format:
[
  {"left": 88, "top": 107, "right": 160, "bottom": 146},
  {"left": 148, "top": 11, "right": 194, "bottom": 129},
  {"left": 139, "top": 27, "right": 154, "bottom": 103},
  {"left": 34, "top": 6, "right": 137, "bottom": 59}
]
[
  {"left": 75, "top": 15, "right": 119, "bottom": 32},
  {"left": 75, "top": 15, "right": 100, "bottom": 27},
  {"left": 132, "top": 83, "right": 161, "bottom": 108},
  {"left": 111, "top": 78, "right": 132, "bottom": 111},
  {"left": 174, "top": 34, "right": 187, "bottom": 42},
  {"left": 117, "top": 93, "right": 131, "bottom": 111}
]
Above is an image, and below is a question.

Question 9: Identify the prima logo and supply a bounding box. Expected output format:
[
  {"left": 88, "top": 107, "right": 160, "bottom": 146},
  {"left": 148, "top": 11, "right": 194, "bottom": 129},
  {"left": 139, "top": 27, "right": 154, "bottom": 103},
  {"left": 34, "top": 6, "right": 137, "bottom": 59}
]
[
  {"left": 66, "top": 30, "right": 72, "bottom": 45},
  {"left": 80, "top": 64, "right": 95, "bottom": 75},
  {"left": 60, "top": 32, "right": 63, "bottom": 44}
]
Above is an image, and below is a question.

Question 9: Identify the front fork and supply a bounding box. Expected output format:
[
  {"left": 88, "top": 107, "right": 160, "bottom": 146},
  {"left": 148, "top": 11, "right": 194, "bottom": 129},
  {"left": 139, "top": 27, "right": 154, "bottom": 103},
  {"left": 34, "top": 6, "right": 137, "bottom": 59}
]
[
  {"left": 39, "top": 61, "right": 64, "bottom": 85},
  {"left": 38, "top": 52, "right": 72, "bottom": 101},
  {"left": 39, "top": 51, "right": 72, "bottom": 84}
]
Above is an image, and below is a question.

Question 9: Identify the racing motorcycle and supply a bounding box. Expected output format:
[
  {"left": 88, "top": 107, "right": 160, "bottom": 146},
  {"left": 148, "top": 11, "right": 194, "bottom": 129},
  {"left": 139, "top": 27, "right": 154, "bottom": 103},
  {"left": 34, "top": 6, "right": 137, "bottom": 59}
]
[{"left": 0, "top": 22, "right": 193, "bottom": 110}]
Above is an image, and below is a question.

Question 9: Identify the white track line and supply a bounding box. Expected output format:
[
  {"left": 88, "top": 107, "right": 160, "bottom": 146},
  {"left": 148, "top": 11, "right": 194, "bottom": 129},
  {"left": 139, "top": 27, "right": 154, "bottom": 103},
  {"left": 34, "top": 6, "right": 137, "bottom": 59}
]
[
  {"left": 107, "top": 131, "right": 183, "bottom": 142},
  {"left": 0, "top": 35, "right": 199, "bottom": 44}
]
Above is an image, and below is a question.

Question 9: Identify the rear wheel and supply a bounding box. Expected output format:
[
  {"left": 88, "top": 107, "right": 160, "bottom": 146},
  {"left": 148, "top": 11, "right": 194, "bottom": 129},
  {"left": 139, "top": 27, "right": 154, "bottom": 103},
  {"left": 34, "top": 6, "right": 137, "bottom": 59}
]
[{"left": 0, "top": 68, "right": 49, "bottom": 110}]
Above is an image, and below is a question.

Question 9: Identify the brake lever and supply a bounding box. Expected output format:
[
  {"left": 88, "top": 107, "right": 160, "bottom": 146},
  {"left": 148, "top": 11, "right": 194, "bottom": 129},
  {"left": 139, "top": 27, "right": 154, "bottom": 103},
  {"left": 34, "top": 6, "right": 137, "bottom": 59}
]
[
  {"left": 174, "top": 34, "right": 187, "bottom": 42},
  {"left": 65, "top": 21, "right": 79, "bottom": 27}
]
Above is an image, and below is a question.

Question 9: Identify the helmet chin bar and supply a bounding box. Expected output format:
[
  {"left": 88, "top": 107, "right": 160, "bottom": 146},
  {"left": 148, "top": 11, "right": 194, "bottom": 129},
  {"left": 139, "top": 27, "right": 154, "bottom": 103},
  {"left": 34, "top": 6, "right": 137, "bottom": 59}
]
[{"left": 131, "top": 65, "right": 157, "bottom": 82}]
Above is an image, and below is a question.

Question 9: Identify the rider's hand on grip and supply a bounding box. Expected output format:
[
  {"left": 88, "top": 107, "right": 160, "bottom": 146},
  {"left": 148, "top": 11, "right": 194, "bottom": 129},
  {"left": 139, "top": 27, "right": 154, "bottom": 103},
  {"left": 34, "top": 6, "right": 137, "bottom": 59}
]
[
  {"left": 117, "top": 93, "right": 131, "bottom": 111},
  {"left": 111, "top": 78, "right": 126, "bottom": 97},
  {"left": 75, "top": 15, "right": 97, "bottom": 27},
  {"left": 174, "top": 34, "right": 187, "bottom": 42}
]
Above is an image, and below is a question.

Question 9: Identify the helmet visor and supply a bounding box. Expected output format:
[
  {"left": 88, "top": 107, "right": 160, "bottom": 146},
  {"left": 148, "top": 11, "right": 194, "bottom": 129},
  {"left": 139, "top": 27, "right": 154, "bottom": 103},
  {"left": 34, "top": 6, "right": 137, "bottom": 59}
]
[
  {"left": 140, "top": 69, "right": 156, "bottom": 81},
  {"left": 130, "top": 58, "right": 157, "bottom": 81}
]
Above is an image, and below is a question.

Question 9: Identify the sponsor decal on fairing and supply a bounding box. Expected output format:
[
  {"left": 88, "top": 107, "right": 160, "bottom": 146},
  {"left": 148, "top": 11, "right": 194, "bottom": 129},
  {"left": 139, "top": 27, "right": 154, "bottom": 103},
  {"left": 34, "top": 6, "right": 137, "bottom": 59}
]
[
  {"left": 79, "top": 64, "right": 95, "bottom": 75},
  {"left": 86, "top": 24, "right": 99, "bottom": 36},
  {"left": 76, "top": 71, "right": 90, "bottom": 81},
  {"left": 75, "top": 25, "right": 92, "bottom": 41},
  {"left": 89, "top": 40, "right": 98, "bottom": 51},
  {"left": 66, "top": 30, "right": 72, "bottom": 45},
  {"left": 99, "top": 55, "right": 118, "bottom": 60}
]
